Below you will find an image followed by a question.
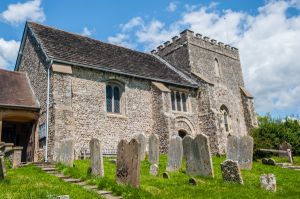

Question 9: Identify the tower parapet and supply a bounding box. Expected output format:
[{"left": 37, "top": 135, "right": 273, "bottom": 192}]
[{"left": 152, "top": 29, "right": 239, "bottom": 61}]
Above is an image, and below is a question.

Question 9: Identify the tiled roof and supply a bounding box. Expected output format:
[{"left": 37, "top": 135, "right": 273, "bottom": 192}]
[
  {"left": 0, "top": 69, "right": 39, "bottom": 110},
  {"left": 27, "top": 22, "right": 197, "bottom": 87}
]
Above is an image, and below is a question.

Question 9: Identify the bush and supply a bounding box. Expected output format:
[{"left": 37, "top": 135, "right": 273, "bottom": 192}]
[{"left": 251, "top": 115, "right": 300, "bottom": 159}]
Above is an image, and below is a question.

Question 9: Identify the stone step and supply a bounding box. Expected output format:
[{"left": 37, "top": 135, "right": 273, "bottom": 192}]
[
  {"left": 103, "top": 195, "right": 122, "bottom": 199},
  {"left": 97, "top": 190, "right": 112, "bottom": 195},
  {"left": 42, "top": 167, "right": 56, "bottom": 172},
  {"left": 63, "top": 178, "right": 82, "bottom": 183},
  {"left": 45, "top": 170, "right": 59, "bottom": 174},
  {"left": 76, "top": 181, "right": 89, "bottom": 186},
  {"left": 54, "top": 174, "right": 69, "bottom": 179},
  {"left": 83, "top": 185, "right": 98, "bottom": 190}
]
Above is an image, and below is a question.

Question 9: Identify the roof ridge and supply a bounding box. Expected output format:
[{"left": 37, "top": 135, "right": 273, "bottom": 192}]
[
  {"left": 27, "top": 21, "right": 154, "bottom": 58},
  {"left": 151, "top": 54, "right": 198, "bottom": 86}
]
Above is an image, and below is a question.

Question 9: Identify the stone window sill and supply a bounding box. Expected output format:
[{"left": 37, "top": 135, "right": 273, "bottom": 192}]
[{"left": 107, "top": 113, "right": 128, "bottom": 119}]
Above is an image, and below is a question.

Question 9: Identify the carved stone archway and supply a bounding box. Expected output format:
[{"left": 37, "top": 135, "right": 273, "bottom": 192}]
[{"left": 175, "top": 116, "right": 195, "bottom": 137}]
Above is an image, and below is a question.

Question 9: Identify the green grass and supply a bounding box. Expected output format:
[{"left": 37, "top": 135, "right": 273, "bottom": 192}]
[
  {"left": 0, "top": 165, "right": 103, "bottom": 199},
  {"left": 56, "top": 155, "right": 300, "bottom": 199}
]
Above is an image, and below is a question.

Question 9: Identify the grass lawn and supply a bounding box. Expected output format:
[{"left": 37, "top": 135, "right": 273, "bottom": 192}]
[
  {"left": 0, "top": 165, "right": 102, "bottom": 199},
  {"left": 56, "top": 155, "right": 300, "bottom": 199}
]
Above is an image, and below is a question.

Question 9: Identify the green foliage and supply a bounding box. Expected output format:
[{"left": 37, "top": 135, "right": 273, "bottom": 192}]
[
  {"left": 0, "top": 166, "right": 102, "bottom": 199},
  {"left": 251, "top": 115, "right": 300, "bottom": 159},
  {"left": 56, "top": 155, "right": 300, "bottom": 199}
]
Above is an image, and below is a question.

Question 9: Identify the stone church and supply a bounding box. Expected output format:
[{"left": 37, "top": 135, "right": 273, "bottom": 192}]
[{"left": 10, "top": 22, "right": 256, "bottom": 161}]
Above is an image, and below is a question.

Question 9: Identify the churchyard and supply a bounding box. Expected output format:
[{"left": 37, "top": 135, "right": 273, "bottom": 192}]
[{"left": 1, "top": 133, "right": 300, "bottom": 199}]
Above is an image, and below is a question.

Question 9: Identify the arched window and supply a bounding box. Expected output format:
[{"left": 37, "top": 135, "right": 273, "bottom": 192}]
[
  {"left": 106, "top": 82, "right": 123, "bottom": 113},
  {"left": 220, "top": 105, "right": 230, "bottom": 132},
  {"left": 214, "top": 58, "right": 220, "bottom": 77}
]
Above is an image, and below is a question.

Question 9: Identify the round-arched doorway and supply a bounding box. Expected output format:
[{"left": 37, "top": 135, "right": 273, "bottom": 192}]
[{"left": 178, "top": 130, "right": 187, "bottom": 139}]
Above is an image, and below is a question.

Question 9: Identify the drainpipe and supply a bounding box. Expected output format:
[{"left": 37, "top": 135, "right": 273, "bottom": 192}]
[{"left": 45, "top": 60, "right": 53, "bottom": 162}]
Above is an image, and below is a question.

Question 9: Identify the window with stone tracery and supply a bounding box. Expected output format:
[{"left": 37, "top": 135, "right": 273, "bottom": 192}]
[{"left": 171, "top": 91, "right": 188, "bottom": 112}]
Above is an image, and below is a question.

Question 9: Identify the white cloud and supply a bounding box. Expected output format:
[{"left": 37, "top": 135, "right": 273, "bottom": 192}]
[
  {"left": 107, "top": 33, "right": 135, "bottom": 49},
  {"left": 81, "top": 27, "right": 92, "bottom": 37},
  {"left": 107, "top": 1, "right": 300, "bottom": 116},
  {"left": 0, "top": 0, "right": 45, "bottom": 25},
  {"left": 0, "top": 38, "right": 20, "bottom": 70},
  {"left": 121, "top": 17, "right": 143, "bottom": 31},
  {"left": 167, "top": 2, "right": 177, "bottom": 12}
]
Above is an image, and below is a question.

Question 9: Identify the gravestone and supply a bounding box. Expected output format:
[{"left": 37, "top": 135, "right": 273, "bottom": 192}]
[
  {"left": 150, "top": 164, "right": 159, "bottom": 176},
  {"left": 221, "top": 160, "right": 243, "bottom": 184},
  {"left": 166, "top": 135, "right": 183, "bottom": 172},
  {"left": 279, "top": 141, "right": 292, "bottom": 157},
  {"left": 227, "top": 135, "right": 253, "bottom": 170},
  {"left": 149, "top": 134, "right": 159, "bottom": 165},
  {"left": 89, "top": 138, "right": 104, "bottom": 177},
  {"left": 116, "top": 139, "right": 141, "bottom": 187},
  {"left": 0, "top": 154, "right": 6, "bottom": 180},
  {"left": 61, "top": 139, "right": 75, "bottom": 167},
  {"left": 183, "top": 134, "right": 214, "bottom": 177},
  {"left": 260, "top": 174, "right": 276, "bottom": 192},
  {"left": 137, "top": 133, "right": 147, "bottom": 161},
  {"left": 53, "top": 142, "right": 62, "bottom": 162}
]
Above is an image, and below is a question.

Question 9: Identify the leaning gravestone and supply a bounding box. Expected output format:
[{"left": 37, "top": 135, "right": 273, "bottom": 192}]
[
  {"left": 149, "top": 134, "right": 159, "bottom": 165},
  {"left": 279, "top": 141, "right": 292, "bottom": 157},
  {"left": 89, "top": 138, "right": 104, "bottom": 177},
  {"left": 166, "top": 135, "right": 183, "bottom": 172},
  {"left": 183, "top": 134, "right": 214, "bottom": 177},
  {"left": 221, "top": 160, "right": 243, "bottom": 184},
  {"left": 227, "top": 135, "right": 253, "bottom": 170},
  {"left": 137, "top": 133, "right": 147, "bottom": 161},
  {"left": 61, "top": 139, "right": 75, "bottom": 167},
  {"left": 116, "top": 139, "right": 141, "bottom": 187},
  {"left": 260, "top": 174, "right": 276, "bottom": 192},
  {"left": 0, "top": 154, "right": 6, "bottom": 180}
]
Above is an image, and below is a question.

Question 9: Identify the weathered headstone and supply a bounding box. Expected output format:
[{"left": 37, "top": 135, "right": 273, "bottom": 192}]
[
  {"left": 166, "top": 135, "right": 183, "bottom": 172},
  {"left": 182, "top": 134, "right": 214, "bottom": 177},
  {"left": 227, "top": 135, "right": 239, "bottom": 160},
  {"left": 149, "top": 134, "right": 159, "bottom": 165},
  {"left": 53, "top": 142, "right": 62, "bottom": 162},
  {"left": 150, "top": 164, "right": 159, "bottom": 176},
  {"left": 279, "top": 141, "right": 292, "bottom": 157},
  {"left": 260, "top": 174, "right": 276, "bottom": 192},
  {"left": 227, "top": 135, "right": 253, "bottom": 170},
  {"left": 0, "top": 154, "right": 6, "bottom": 180},
  {"left": 89, "top": 138, "right": 104, "bottom": 177},
  {"left": 137, "top": 133, "right": 147, "bottom": 161},
  {"left": 61, "top": 139, "right": 75, "bottom": 167},
  {"left": 116, "top": 139, "right": 141, "bottom": 187},
  {"left": 221, "top": 160, "right": 243, "bottom": 184}
]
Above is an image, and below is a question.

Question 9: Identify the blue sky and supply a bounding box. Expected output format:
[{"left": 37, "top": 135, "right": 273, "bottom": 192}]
[{"left": 0, "top": 0, "right": 300, "bottom": 117}]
